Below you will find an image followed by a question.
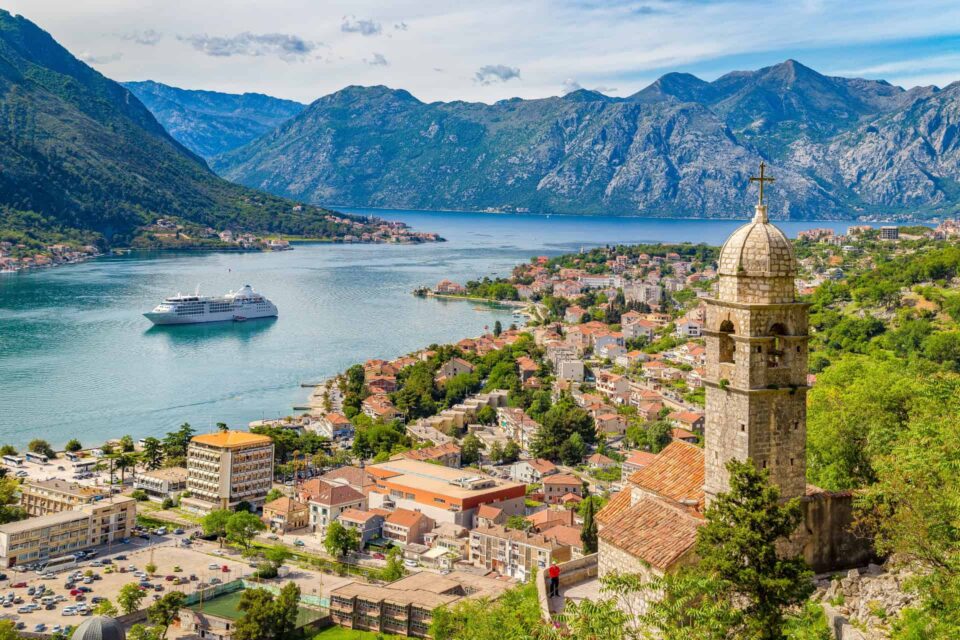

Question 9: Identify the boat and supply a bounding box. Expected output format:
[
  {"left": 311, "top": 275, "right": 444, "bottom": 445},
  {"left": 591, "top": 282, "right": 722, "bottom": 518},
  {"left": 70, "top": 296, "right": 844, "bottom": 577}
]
[{"left": 143, "top": 284, "right": 278, "bottom": 326}]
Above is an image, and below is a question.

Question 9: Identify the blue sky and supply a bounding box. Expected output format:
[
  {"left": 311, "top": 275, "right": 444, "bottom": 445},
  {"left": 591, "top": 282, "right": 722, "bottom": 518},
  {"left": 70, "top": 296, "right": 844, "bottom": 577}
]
[{"left": 5, "top": 0, "right": 960, "bottom": 103}]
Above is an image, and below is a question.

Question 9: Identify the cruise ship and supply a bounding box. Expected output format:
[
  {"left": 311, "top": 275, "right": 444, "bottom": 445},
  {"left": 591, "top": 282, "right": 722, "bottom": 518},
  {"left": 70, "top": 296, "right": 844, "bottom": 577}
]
[{"left": 144, "top": 285, "right": 278, "bottom": 325}]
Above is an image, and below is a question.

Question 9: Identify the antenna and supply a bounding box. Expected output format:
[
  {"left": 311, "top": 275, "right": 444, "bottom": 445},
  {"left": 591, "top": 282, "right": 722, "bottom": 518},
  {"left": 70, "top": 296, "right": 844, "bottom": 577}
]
[{"left": 195, "top": 284, "right": 200, "bottom": 296}]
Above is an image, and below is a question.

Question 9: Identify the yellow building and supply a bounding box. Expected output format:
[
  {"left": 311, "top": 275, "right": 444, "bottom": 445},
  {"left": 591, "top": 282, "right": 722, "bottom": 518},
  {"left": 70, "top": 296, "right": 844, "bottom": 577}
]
[
  {"left": 20, "top": 479, "right": 109, "bottom": 517},
  {"left": 181, "top": 431, "right": 275, "bottom": 514}
]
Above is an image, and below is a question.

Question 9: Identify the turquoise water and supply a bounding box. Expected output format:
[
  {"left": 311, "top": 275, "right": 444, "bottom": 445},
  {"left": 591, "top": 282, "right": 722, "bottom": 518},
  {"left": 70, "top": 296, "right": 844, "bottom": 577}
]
[{"left": 0, "top": 210, "right": 869, "bottom": 448}]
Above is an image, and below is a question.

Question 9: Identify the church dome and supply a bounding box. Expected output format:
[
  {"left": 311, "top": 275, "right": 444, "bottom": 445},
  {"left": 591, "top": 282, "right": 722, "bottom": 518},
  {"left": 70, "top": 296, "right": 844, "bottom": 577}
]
[
  {"left": 71, "top": 617, "right": 126, "bottom": 640},
  {"left": 717, "top": 206, "right": 796, "bottom": 278}
]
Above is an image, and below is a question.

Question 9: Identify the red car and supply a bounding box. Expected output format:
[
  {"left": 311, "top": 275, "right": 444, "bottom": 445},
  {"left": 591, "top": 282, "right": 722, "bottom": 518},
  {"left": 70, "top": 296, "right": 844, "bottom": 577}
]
[
  {"left": 11, "top": 582, "right": 26, "bottom": 589},
  {"left": 164, "top": 575, "right": 175, "bottom": 581},
  {"left": 69, "top": 589, "right": 81, "bottom": 597},
  {"left": 221, "top": 565, "right": 229, "bottom": 573}
]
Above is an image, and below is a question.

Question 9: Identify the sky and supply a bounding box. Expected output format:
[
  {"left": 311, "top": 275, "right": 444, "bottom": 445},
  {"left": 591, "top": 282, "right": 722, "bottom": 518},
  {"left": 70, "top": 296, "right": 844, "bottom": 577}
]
[{"left": 6, "top": 0, "right": 960, "bottom": 104}]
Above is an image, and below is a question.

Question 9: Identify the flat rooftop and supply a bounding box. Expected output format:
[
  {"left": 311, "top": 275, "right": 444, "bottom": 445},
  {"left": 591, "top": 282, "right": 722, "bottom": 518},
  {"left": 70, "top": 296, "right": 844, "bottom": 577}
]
[
  {"left": 368, "top": 459, "right": 523, "bottom": 499},
  {"left": 191, "top": 431, "right": 273, "bottom": 449},
  {"left": 0, "top": 510, "right": 89, "bottom": 534},
  {"left": 24, "top": 478, "right": 106, "bottom": 498}
]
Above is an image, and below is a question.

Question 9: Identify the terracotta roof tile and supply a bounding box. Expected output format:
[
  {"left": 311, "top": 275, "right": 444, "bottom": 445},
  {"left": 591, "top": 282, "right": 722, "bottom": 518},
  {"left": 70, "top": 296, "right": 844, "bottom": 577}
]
[
  {"left": 599, "top": 497, "right": 701, "bottom": 570},
  {"left": 627, "top": 441, "right": 704, "bottom": 508},
  {"left": 596, "top": 489, "right": 633, "bottom": 527}
]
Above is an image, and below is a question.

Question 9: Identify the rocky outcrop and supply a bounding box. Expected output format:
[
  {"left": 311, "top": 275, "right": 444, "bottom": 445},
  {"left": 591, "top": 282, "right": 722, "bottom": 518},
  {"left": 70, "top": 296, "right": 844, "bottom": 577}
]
[{"left": 814, "top": 563, "right": 920, "bottom": 639}]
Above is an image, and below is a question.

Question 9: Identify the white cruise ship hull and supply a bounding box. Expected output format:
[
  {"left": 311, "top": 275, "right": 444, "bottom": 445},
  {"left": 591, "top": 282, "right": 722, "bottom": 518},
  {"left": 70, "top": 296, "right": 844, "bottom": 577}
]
[
  {"left": 144, "top": 284, "right": 278, "bottom": 326},
  {"left": 144, "top": 306, "right": 277, "bottom": 325}
]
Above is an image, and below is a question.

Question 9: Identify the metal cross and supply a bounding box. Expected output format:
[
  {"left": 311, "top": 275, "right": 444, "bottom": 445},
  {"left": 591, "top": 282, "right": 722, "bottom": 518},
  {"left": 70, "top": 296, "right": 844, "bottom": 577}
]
[{"left": 750, "top": 161, "right": 775, "bottom": 206}]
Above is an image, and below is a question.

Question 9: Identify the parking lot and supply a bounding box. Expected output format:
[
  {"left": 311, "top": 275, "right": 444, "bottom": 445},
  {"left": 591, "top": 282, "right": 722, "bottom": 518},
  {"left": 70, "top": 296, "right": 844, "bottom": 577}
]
[{"left": 0, "top": 542, "right": 252, "bottom": 634}]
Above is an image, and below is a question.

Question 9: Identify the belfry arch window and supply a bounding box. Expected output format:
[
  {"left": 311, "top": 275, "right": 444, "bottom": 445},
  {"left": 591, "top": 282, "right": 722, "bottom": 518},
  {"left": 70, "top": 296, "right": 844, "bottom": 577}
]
[
  {"left": 768, "top": 323, "right": 788, "bottom": 367},
  {"left": 719, "top": 319, "right": 735, "bottom": 364}
]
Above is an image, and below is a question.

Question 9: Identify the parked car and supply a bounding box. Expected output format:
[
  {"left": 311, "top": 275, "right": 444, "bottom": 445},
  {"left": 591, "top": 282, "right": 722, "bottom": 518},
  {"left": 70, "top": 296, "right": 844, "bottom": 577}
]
[
  {"left": 221, "top": 565, "right": 229, "bottom": 573},
  {"left": 207, "top": 563, "right": 219, "bottom": 570}
]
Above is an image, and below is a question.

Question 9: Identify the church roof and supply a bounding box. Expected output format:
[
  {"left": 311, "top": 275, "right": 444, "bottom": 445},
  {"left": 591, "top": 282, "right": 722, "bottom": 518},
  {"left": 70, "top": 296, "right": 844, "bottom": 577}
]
[
  {"left": 595, "top": 488, "right": 633, "bottom": 526},
  {"left": 71, "top": 617, "right": 125, "bottom": 640},
  {"left": 598, "top": 497, "right": 701, "bottom": 571},
  {"left": 718, "top": 206, "right": 796, "bottom": 278},
  {"left": 627, "top": 441, "right": 705, "bottom": 509}
]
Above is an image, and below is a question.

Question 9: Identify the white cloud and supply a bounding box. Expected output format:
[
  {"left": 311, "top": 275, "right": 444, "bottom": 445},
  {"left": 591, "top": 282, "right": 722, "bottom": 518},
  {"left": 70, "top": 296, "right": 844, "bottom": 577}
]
[
  {"left": 177, "top": 32, "right": 319, "bottom": 61},
  {"left": 365, "top": 52, "right": 389, "bottom": 66},
  {"left": 341, "top": 16, "right": 382, "bottom": 36},
  {"left": 120, "top": 29, "right": 161, "bottom": 46},
  {"left": 79, "top": 51, "right": 122, "bottom": 64},
  {"left": 561, "top": 78, "right": 582, "bottom": 94},
  {"left": 475, "top": 64, "right": 520, "bottom": 85}
]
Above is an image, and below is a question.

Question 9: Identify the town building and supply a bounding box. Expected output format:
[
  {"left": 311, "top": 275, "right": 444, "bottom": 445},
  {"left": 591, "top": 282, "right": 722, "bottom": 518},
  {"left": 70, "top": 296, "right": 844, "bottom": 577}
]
[
  {"left": 469, "top": 524, "right": 571, "bottom": 580},
  {"left": 879, "top": 226, "right": 899, "bottom": 240},
  {"left": 509, "top": 459, "right": 557, "bottom": 484},
  {"left": 133, "top": 467, "right": 188, "bottom": 502},
  {"left": 542, "top": 474, "right": 583, "bottom": 505},
  {"left": 396, "top": 442, "right": 462, "bottom": 468},
  {"left": 314, "top": 413, "right": 354, "bottom": 440},
  {"left": 338, "top": 508, "right": 385, "bottom": 549},
  {"left": 20, "top": 479, "right": 110, "bottom": 517},
  {"left": 329, "top": 571, "right": 510, "bottom": 638},
  {"left": 298, "top": 479, "right": 367, "bottom": 536},
  {"left": 366, "top": 459, "right": 526, "bottom": 528},
  {"left": 181, "top": 431, "right": 275, "bottom": 514},
  {"left": 262, "top": 497, "right": 309, "bottom": 533},
  {"left": 383, "top": 508, "right": 433, "bottom": 546},
  {"left": 0, "top": 496, "right": 135, "bottom": 567}
]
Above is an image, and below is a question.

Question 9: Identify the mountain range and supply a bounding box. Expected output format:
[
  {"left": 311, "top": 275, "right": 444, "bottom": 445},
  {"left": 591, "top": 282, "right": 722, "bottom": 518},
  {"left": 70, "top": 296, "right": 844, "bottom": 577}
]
[
  {"left": 122, "top": 81, "right": 304, "bottom": 159},
  {"left": 0, "top": 10, "right": 386, "bottom": 250},
  {"left": 184, "top": 60, "right": 958, "bottom": 220}
]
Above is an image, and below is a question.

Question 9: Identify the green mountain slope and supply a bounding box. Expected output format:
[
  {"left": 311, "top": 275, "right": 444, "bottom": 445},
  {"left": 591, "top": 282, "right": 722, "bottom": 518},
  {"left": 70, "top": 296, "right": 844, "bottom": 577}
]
[
  {"left": 0, "top": 10, "right": 382, "bottom": 249},
  {"left": 122, "top": 81, "right": 304, "bottom": 158}
]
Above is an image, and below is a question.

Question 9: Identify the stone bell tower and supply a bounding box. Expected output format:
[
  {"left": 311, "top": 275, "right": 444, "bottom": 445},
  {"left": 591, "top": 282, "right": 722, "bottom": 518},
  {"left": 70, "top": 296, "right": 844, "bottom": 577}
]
[{"left": 703, "top": 163, "right": 809, "bottom": 504}]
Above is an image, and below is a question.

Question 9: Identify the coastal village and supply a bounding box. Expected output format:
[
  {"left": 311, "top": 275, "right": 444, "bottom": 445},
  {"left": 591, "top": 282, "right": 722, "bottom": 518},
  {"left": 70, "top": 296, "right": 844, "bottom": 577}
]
[
  {"left": 1, "top": 213, "right": 958, "bottom": 639},
  {"left": 0, "top": 214, "right": 441, "bottom": 274}
]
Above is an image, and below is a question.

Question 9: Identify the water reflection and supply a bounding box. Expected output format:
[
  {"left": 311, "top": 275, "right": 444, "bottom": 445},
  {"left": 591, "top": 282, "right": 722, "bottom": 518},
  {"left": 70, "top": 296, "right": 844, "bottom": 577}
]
[{"left": 144, "top": 316, "right": 277, "bottom": 345}]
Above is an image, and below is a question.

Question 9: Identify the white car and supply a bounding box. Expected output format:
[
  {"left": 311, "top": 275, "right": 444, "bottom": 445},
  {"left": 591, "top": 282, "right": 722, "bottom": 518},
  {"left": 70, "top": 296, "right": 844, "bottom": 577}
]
[
  {"left": 62, "top": 608, "right": 76, "bottom": 616},
  {"left": 208, "top": 563, "right": 220, "bottom": 570}
]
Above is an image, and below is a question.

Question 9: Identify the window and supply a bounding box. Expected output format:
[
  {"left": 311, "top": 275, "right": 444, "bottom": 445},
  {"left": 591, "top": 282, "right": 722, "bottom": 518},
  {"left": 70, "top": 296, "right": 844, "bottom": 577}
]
[
  {"left": 768, "top": 324, "right": 788, "bottom": 367},
  {"left": 719, "top": 320, "right": 735, "bottom": 364}
]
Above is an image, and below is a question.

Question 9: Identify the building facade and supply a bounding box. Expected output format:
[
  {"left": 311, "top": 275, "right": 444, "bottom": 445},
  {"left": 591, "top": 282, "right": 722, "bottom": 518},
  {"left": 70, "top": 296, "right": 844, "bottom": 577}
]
[
  {"left": 134, "top": 467, "right": 188, "bottom": 502},
  {"left": 20, "top": 479, "right": 109, "bottom": 517},
  {"left": 181, "top": 431, "right": 275, "bottom": 514}
]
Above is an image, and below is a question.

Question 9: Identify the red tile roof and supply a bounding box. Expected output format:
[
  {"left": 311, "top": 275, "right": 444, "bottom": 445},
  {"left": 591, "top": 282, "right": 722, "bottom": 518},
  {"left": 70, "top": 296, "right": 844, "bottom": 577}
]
[
  {"left": 386, "top": 508, "right": 429, "bottom": 529},
  {"left": 596, "top": 489, "right": 632, "bottom": 526},
  {"left": 599, "top": 497, "right": 701, "bottom": 570},
  {"left": 627, "top": 441, "right": 704, "bottom": 509},
  {"left": 543, "top": 473, "right": 581, "bottom": 486},
  {"left": 542, "top": 524, "right": 584, "bottom": 549}
]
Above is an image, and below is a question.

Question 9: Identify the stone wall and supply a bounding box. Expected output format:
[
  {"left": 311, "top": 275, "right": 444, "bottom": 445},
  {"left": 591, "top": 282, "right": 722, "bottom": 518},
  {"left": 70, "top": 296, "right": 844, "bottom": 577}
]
[{"left": 801, "top": 491, "right": 876, "bottom": 573}]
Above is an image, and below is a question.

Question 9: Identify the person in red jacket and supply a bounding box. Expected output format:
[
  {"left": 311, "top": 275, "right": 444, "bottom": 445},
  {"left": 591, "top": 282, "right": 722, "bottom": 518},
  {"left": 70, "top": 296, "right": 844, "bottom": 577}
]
[{"left": 548, "top": 562, "right": 561, "bottom": 597}]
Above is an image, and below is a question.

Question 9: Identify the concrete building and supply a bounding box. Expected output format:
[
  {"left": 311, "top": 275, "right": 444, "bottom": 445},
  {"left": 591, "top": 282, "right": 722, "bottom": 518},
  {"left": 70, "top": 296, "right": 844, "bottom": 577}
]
[
  {"left": 509, "top": 459, "right": 557, "bottom": 484},
  {"left": 329, "top": 571, "right": 510, "bottom": 638},
  {"left": 469, "top": 524, "right": 571, "bottom": 580},
  {"left": 181, "top": 431, "right": 275, "bottom": 514},
  {"left": 134, "top": 467, "right": 188, "bottom": 502},
  {"left": 0, "top": 496, "right": 135, "bottom": 567},
  {"left": 20, "top": 479, "right": 109, "bottom": 517},
  {"left": 366, "top": 459, "right": 526, "bottom": 528}
]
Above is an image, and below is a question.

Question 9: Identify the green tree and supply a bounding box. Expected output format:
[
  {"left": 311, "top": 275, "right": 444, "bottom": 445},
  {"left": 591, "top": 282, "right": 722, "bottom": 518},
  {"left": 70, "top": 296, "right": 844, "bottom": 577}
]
[
  {"left": 0, "top": 445, "right": 15, "bottom": 457},
  {"left": 27, "top": 439, "right": 55, "bottom": 458},
  {"left": 126, "top": 625, "right": 163, "bottom": 640},
  {"left": 559, "top": 432, "right": 587, "bottom": 465},
  {"left": 0, "top": 476, "right": 26, "bottom": 524},
  {"left": 324, "top": 520, "right": 359, "bottom": 557},
  {"left": 263, "top": 546, "right": 291, "bottom": 568},
  {"left": 93, "top": 599, "right": 118, "bottom": 616},
  {"left": 131, "top": 489, "right": 149, "bottom": 501},
  {"left": 141, "top": 437, "right": 164, "bottom": 470},
  {"left": 226, "top": 511, "right": 266, "bottom": 549},
  {"left": 217, "top": 422, "right": 229, "bottom": 432},
  {"left": 461, "top": 434, "right": 483, "bottom": 466},
  {"left": 265, "top": 488, "right": 284, "bottom": 503},
  {"left": 0, "top": 620, "right": 19, "bottom": 640},
  {"left": 201, "top": 509, "right": 233, "bottom": 544},
  {"left": 476, "top": 405, "right": 496, "bottom": 425},
  {"left": 119, "top": 434, "right": 135, "bottom": 452},
  {"left": 501, "top": 440, "right": 521, "bottom": 464},
  {"left": 493, "top": 320, "right": 503, "bottom": 337},
  {"left": 272, "top": 582, "right": 301, "bottom": 640},
  {"left": 147, "top": 592, "right": 186, "bottom": 639},
  {"left": 65, "top": 439, "right": 82, "bottom": 453},
  {"left": 379, "top": 546, "right": 406, "bottom": 582},
  {"left": 581, "top": 489, "right": 598, "bottom": 554},
  {"left": 233, "top": 588, "right": 275, "bottom": 640},
  {"left": 118, "top": 582, "right": 148, "bottom": 615},
  {"left": 431, "top": 582, "right": 541, "bottom": 640},
  {"left": 699, "top": 460, "right": 813, "bottom": 638},
  {"left": 145, "top": 562, "right": 157, "bottom": 575}
]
